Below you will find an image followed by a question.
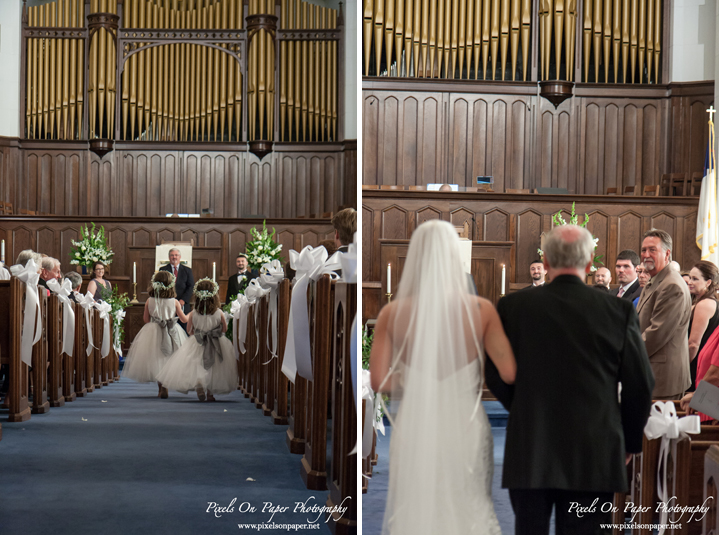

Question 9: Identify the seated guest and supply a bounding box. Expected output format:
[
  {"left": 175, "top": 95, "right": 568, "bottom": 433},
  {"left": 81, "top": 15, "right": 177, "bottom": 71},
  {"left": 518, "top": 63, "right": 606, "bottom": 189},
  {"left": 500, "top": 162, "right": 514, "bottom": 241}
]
[
  {"left": 225, "top": 253, "right": 258, "bottom": 304},
  {"left": 681, "top": 323, "right": 719, "bottom": 422},
  {"left": 612, "top": 249, "right": 642, "bottom": 301},
  {"left": 670, "top": 260, "right": 682, "bottom": 272},
  {"left": 529, "top": 259, "right": 546, "bottom": 287},
  {"left": 0, "top": 263, "right": 9, "bottom": 280},
  {"left": 592, "top": 284, "right": 610, "bottom": 292},
  {"left": 682, "top": 271, "right": 691, "bottom": 285},
  {"left": 318, "top": 239, "right": 338, "bottom": 257},
  {"left": 87, "top": 261, "right": 112, "bottom": 302},
  {"left": 593, "top": 266, "right": 612, "bottom": 289},
  {"left": 38, "top": 257, "right": 59, "bottom": 295},
  {"left": 632, "top": 263, "right": 651, "bottom": 308},
  {"left": 15, "top": 249, "right": 35, "bottom": 267},
  {"left": 64, "top": 271, "right": 83, "bottom": 302},
  {"left": 331, "top": 208, "right": 356, "bottom": 253},
  {"left": 686, "top": 261, "right": 719, "bottom": 391}
]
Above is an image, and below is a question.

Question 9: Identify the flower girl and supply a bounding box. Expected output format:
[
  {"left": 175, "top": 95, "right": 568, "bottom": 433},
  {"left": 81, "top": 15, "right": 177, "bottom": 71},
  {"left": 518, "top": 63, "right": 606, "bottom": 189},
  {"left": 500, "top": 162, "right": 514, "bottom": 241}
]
[
  {"left": 157, "top": 278, "right": 238, "bottom": 401},
  {"left": 122, "top": 271, "right": 189, "bottom": 398}
]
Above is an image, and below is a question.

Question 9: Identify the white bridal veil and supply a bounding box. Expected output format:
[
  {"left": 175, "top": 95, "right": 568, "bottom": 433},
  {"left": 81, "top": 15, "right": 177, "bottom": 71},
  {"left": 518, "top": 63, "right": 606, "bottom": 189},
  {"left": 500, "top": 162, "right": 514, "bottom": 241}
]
[{"left": 379, "top": 219, "right": 500, "bottom": 535}]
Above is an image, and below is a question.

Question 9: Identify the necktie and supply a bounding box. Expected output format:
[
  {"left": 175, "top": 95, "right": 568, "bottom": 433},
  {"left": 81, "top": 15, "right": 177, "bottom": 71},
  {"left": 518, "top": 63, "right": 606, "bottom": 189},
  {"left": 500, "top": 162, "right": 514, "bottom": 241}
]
[
  {"left": 173, "top": 266, "right": 178, "bottom": 279},
  {"left": 617, "top": 287, "right": 625, "bottom": 298}
]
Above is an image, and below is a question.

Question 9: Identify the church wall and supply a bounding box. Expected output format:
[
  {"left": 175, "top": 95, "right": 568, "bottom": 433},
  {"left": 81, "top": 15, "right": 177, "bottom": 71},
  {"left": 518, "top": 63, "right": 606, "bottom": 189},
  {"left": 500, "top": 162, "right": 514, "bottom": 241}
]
[
  {"left": 670, "top": 0, "right": 716, "bottom": 82},
  {"left": 0, "top": 1, "right": 21, "bottom": 138}
]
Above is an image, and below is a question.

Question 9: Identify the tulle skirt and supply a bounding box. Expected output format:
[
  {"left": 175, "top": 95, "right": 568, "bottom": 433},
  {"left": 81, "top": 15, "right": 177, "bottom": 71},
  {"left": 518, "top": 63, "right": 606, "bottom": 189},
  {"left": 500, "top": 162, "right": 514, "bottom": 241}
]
[
  {"left": 156, "top": 336, "right": 238, "bottom": 395},
  {"left": 122, "top": 323, "right": 188, "bottom": 383}
]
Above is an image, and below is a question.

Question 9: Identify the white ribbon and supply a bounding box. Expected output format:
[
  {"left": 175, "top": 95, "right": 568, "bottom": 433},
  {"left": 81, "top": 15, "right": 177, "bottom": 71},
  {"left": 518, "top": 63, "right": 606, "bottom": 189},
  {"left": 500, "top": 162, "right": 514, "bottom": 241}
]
[
  {"left": 281, "top": 246, "right": 342, "bottom": 383},
  {"left": 245, "top": 278, "right": 270, "bottom": 359},
  {"left": 9, "top": 259, "right": 43, "bottom": 366},
  {"left": 231, "top": 295, "right": 251, "bottom": 356},
  {"left": 77, "top": 291, "right": 97, "bottom": 356},
  {"left": 95, "top": 301, "right": 112, "bottom": 358},
  {"left": 47, "top": 278, "right": 76, "bottom": 358},
  {"left": 339, "top": 233, "right": 358, "bottom": 284},
  {"left": 644, "top": 401, "right": 701, "bottom": 533},
  {"left": 113, "top": 309, "right": 125, "bottom": 356},
  {"left": 259, "top": 260, "right": 284, "bottom": 360}
]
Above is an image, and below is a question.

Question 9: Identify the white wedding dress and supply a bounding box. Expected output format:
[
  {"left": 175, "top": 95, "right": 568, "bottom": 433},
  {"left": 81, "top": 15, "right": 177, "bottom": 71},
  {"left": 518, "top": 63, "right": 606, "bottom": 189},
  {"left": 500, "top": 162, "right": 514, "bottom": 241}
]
[{"left": 378, "top": 219, "right": 501, "bottom": 535}]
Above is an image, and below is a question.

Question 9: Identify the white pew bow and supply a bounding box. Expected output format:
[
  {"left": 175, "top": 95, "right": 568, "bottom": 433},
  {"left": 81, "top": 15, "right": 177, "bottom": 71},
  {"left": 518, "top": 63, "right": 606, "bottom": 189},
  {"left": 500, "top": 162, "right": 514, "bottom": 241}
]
[
  {"left": 281, "top": 246, "right": 342, "bottom": 383},
  {"left": 114, "top": 309, "right": 125, "bottom": 356},
  {"left": 95, "top": 301, "right": 112, "bottom": 358},
  {"left": 76, "top": 292, "right": 97, "bottom": 356},
  {"left": 339, "top": 234, "right": 357, "bottom": 284},
  {"left": 644, "top": 401, "right": 701, "bottom": 534},
  {"left": 9, "top": 259, "right": 43, "bottom": 366},
  {"left": 47, "top": 278, "right": 76, "bottom": 358},
  {"left": 259, "top": 260, "right": 284, "bottom": 360},
  {"left": 245, "top": 278, "right": 270, "bottom": 359},
  {"left": 231, "top": 294, "right": 250, "bottom": 356}
]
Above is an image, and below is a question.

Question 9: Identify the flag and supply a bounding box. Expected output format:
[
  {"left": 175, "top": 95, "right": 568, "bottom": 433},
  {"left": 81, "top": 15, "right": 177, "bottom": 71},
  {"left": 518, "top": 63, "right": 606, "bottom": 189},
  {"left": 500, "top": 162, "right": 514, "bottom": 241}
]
[{"left": 697, "top": 119, "right": 718, "bottom": 265}]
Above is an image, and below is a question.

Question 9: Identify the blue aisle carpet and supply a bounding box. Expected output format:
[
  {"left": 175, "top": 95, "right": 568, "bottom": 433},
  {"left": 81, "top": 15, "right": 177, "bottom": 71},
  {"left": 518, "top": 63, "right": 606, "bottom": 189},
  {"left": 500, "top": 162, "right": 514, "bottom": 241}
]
[{"left": 0, "top": 378, "right": 335, "bottom": 535}]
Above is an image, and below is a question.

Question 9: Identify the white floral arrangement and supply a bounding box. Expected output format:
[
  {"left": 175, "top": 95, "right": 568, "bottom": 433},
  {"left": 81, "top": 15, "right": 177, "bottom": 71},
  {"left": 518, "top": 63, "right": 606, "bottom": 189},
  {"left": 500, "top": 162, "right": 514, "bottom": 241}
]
[
  {"left": 537, "top": 202, "right": 603, "bottom": 272},
  {"left": 193, "top": 277, "right": 220, "bottom": 299},
  {"left": 245, "top": 221, "right": 283, "bottom": 271},
  {"left": 70, "top": 223, "right": 114, "bottom": 269}
]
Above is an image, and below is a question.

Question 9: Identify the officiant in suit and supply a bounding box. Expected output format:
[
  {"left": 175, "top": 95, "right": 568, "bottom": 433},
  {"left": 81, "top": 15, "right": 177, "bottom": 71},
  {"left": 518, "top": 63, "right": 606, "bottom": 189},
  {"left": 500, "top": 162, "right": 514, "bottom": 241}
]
[
  {"left": 160, "top": 248, "right": 194, "bottom": 330},
  {"left": 611, "top": 249, "right": 642, "bottom": 302},
  {"left": 225, "top": 253, "right": 258, "bottom": 304},
  {"left": 485, "top": 225, "right": 654, "bottom": 535}
]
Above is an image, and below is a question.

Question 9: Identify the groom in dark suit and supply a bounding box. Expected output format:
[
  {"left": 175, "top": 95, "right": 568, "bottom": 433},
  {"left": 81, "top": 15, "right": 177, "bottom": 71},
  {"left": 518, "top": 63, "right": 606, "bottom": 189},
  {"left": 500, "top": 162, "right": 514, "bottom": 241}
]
[
  {"left": 160, "top": 248, "right": 194, "bottom": 330},
  {"left": 611, "top": 249, "right": 642, "bottom": 302},
  {"left": 225, "top": 253, "right": 258, "bottom": 304},
  {"left": 485, "top": 225, "right": 654, "bottom": 535}
]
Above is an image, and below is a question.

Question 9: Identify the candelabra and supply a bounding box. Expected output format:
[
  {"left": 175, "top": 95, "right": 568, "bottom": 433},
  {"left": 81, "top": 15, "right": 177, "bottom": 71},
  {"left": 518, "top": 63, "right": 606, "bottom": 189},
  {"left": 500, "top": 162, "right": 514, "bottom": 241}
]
[{"left": 130, "top": 282, "right": 139, "bottom": 305}]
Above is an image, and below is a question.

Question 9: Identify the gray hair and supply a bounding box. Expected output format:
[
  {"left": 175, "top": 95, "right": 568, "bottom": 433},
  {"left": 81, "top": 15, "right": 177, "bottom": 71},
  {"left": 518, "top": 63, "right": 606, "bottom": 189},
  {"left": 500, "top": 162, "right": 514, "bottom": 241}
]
[
  {"left": 543, "top": 225, "right": 595, "bottom": 270},
  {"left": 64, "top": 271, "right": 82, "bottom": 290},
  {"left": 643, "top": 228, "right": 673, "bottom": 253},
  {"left": 31, "top": 252, "right": 43, "bottom": 266},
  {"left": 41, "top": 257, "right": 56, "bottom": 272},
  {"left": 16, "top": 249, "right": 34, "bottom": 266},
  {"left": 168, "top": 248, "right": 180, "bottom": 256}
]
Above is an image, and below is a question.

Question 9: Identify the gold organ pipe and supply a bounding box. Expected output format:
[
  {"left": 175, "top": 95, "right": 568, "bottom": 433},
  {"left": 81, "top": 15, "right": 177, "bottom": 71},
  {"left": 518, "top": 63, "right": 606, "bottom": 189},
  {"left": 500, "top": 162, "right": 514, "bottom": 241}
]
[
  {"left": 638, "top": 0, "right": 646, "bottom": 84},
  {"left": 200, "top": 6, "right": 207, "bottom": 140},
  {"left": 191, "top": 10, "right": 199, "bottom": 141},
  {"left": 436, "top": 0, "right": 445, "bottom": 76},
  {"left": 320, "top": 8, "right": 326, "bottom": 139},
  {"left": 108, "top": 0, "right": 117, "bottom": 138},
  {"left": 567, "top": 0, "right": 577, "bottom": 81},
  {"left": 419, "top": 0, "right": 429, "bottom": 77},
  {"left": 646, "top": 0, "right": 654, "bottom": 83},
  {"left": 313, "top": 6, "right": 319, "bottom": 139},
  {"left": 129, "top": 0, "right": 138, "bottom": 139},
  {"left": 62, "top": 0, "right": 70, "bottom": 139},
  {"left": 363, "top": 0, "right": 372, "bottom": 75},
  {"left": 285, "top": 0, "right": 293, "bottom": 140},
  {"left": 538, "top": 0, "right": 544, "bottom": 79},
  {"left": 385, "top": 0, "right": 395, "bottom": 75},
  {"left": 301, "top": 2, "right": 308, "bottom": 140},
  {"left": 482, "top": 0, "right": 490, "bottom": 79},
  {"left": 306, "top": 7, "right": 313, "bottom": 139},
  {"left": 374, "top": 0, "right": 384, "bottom": 76},
  {"left": 449, "top": 0, "right": 459, "bottom": 78},
  {"left": 178, "top": 8, "right": 185, "bottom": 141},
  {"left": 464, "top": 0, "right": 474, "bottom": 79},
  {"left": 138, "top": 0, "right": 147, "bottom": 138},
  {"left": 442, "top": 0, "right": 450, "bottom": 77},
  {"left": 653, "top": 0, "right": 660, "bottom": 83},
  {"left": 613, "top": 0, "right": 621, "bottom": 82},
  {"left": 151, "top": 3, "right": 159, "bottom": 140},
  {"left": 583, "top": 0, "right": 592, "bottom": 82},
  {"left": 212, "top": 3, "right": 221, "bottom": 141},
  {"left": 630, "top": 0, "right": 637, "bottom": 83},
  {"left": 227, "top": 0, "right": 235, "bottom": 141},
  {"left": 121, "top": 0, "right": 130, "bottom": 139},
  {"left": 499, "top": 0, "right": 508, "bottom": 80},
  {"left": 412, "top": 0, "right": 421, "bottom": 76},
  {"left": 219, "top": 0, "right": 228, "bottom": 141},
  {"left": 510, "top": 0, "right": 519, "bottom": 80},
  {"left": 429, "top": 0, "right": 438, "bottom": 77},
  {"left": 473, "top": 0, "right": 481, "bottom": 79},
  {"left": 621, "top": 0, "right": 629, "bottom": 82},
  {"left": 490, "top": 0, "right": 499, "bottom": 79},
  {"left": 332, "top": 9, "right": 337, "bottom": 139},
  {"left": 27, "top": 7, "right": 35, "bottom": 138},
  {"left": 98, "top": 0, "right": 107, "bottom": 139},
  {"left": 143, "top": 0, "right": 151, "bottom": 140},
  {"left": 603, "top": 0, "right": 611, "bottom": 82},
  {"left": 77, "top": 0, "right": 84, "bottom": 138},
  {"left": 404, "top": 0, "right": 413, "bottom": 75},
  {"left": 592, "top": 0, "right": 601, "bottom": 83},
  {"left": 39, "top": 5, "right": 46, "bottom": 138},
  {"left": 49, "top": 2, "right": 57, "bottom": 138},
  {"left": 521, "top": 0, "right": 529, "bottom": 80},
  {"left": 545, "top": 0, "right": 553, "bottom": 80},
  {"left": 555, "top": 0, "right": 564, "bottom": 80},
  {"left": 55, "top": 0, "right": 63, "bottom": 139}
]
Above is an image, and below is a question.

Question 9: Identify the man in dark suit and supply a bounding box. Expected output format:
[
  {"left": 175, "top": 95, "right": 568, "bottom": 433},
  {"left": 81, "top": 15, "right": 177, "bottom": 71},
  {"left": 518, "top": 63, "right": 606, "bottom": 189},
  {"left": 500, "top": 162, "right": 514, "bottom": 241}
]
[
  {"left": 611, "top": 249, "right": 642, "bottom": 302},
  {"left": 529, "top": 259, "right": 546, "bottom": 287},
  {"left": 485, "top": 225, "right": 654, "bottom": 535},
  {"left": 225, "top": 253, "right": 258, "bottom": 304},
  {"left": 159, "top": 248, "right": 194, "bottom": 330}
]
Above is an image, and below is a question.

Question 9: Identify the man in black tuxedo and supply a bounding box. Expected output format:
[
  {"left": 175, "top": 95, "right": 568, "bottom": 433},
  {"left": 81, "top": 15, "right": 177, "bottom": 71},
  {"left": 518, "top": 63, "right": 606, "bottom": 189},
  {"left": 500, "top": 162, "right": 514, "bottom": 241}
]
[
  {"left": 159, "top": 248, "right": 194, "bottom": 330},
  {"left": 225, "top": 253, "right": 258, "bottom": 304},
  {"left": 485, "top": 225, "right": 654, "bottom": 535},
  {"left": 611, "top": 249, "right": 642, "bottom": 302}
]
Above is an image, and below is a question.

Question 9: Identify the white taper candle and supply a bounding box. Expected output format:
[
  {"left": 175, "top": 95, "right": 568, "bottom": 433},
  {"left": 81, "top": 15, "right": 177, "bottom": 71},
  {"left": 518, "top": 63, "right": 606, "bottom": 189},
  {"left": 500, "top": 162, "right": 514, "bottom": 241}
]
[{"left": 387, "top": 263, "right": 391, "bottom": 294}]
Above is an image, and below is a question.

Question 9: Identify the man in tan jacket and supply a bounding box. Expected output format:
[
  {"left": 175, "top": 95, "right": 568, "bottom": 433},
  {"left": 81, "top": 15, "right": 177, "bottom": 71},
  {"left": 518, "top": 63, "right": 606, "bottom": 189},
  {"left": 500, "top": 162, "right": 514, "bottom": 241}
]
[{"left": 636, "top": 228, "right": 692, "bottom": 399}]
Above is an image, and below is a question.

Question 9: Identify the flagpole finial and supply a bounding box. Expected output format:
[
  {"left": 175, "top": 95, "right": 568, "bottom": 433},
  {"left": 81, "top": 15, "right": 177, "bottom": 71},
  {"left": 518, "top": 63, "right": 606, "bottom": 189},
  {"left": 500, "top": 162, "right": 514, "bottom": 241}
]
[{"left": 708, "top": 105, "right": 716, "bottom": 122}]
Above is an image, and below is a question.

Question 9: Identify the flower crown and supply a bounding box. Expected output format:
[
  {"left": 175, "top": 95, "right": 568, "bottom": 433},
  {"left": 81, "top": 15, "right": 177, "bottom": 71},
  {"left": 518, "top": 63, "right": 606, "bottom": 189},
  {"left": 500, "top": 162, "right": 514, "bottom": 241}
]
[
  {"left": 193, "top": 277, "right": 219, "bottom": 300},
  {"left": 151, "top": 272, "right": 176, "bottom": 292}
]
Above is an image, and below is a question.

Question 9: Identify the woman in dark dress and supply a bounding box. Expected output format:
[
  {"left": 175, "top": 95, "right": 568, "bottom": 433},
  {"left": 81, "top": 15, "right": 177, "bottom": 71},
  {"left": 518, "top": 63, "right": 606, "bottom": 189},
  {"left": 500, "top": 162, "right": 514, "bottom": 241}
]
[
  {"left": 687, "top": 260, "right": 719, "bottom": 391},
  {"left": 86, "top": 261, "right": 112, "bottom": 302}
]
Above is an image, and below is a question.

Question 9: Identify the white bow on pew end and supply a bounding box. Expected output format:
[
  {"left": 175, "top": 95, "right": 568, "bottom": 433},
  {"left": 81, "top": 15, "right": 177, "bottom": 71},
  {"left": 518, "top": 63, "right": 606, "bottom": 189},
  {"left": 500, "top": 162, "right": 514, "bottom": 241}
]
[
  {"left": 9, "top": 259, "right": 43, "bottom": 366},
  {"left": 259, "top": 260, "right": 284, "bottom": 361},
  {"left": 643, "top": 401, "right": 700, "bottom": 534},
  {"left": 281, "top": 246, "right": 341, "bottom": 383},
  {"left": 95, "top": 301, "right": 112, "bottom": 358},
  {"left": 47, "top": 278, "right": 76, "bottom": 358},
  {"left": 113, "top": 309, "right": 126, "bottom": 356},
  {"left": 76, "top": 292, "right": 97, "bottom": 356},
  {"left": 231, "top": 294, "right": 250, "bottom": 357},
  {"left": 245, "top": 278, "right": 271, "bottom": 360}
]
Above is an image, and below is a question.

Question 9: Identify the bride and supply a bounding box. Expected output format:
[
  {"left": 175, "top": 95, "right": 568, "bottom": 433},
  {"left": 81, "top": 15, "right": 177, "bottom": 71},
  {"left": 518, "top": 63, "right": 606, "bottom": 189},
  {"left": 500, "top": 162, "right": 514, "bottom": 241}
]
[{"left": 370, "top": 219, "right": 516, "bottom": 535}]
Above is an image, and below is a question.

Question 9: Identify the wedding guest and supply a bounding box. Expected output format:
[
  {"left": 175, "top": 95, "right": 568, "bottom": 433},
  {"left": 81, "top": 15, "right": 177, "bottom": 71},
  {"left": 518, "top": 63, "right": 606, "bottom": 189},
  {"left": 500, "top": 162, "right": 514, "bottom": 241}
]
[
  {"left": 331, "top": 208, "right": 356, "bottom": 253},
  {"left": 682, "top": 272, "right": 692, "bottom": 286},
  {"left": 15, "top": 249, "right": 36, "bottom": 267},
  {"left": 632, "top": 263, "right": 651, "bottom": 307},
  {"left": 670, "top": 260, "right": 682, "bottom": 272},
  {"left": 529, "top": 260, "right": 546, "bottom": 287},
  {"left": 686, "top": 261, "right": 719, "bottom": 391},
  {"left": 486, "top": 224, "right": 654, "bottom": 535},
  {"left": 159, "top": 248, "right": 194, "bottom": 329},
  {"left": 637, "top": 228, "right": 692, "bottom": 400},
  {"left": 225, "top": 253, "right": 258, "bottom": 304},
  {"left": 594, "top": 266, "right": 612, "bottom": 289},
  {"left": 681, "top": 324, "right": 719, "bottom": 422},
  {"left": 318, "top": 239, "right": 338, "bottom": 257},
  {"left": 64, "top": 271, "right": 82, "bottom": 302},
  {"left": 38, "top": 257, "right": 61, "bottom": 295},
  {"left": 612, "top": 250, "right": 641, "bottom": 301},
  {"left": 593, "top": 283, "right": 610, "bottom": 292},
  {"left": 86, "top": 261, "right": 112, "bottom": 302}
]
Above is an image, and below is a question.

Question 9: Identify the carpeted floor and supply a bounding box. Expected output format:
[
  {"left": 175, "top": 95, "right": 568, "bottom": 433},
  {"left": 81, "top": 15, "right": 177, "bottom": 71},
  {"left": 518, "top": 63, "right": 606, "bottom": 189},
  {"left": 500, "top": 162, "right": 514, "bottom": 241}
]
[{"left": 0, "top": 378, "right": 335, "bottom": 535}]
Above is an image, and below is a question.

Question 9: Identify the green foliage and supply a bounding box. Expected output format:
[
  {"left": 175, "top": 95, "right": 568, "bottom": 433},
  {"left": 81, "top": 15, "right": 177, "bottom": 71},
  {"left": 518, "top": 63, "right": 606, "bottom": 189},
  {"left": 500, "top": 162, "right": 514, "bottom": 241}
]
[
  {"left": 362, "top": 325, "right": 373, "bottom": 370},
  {"left": 538, "top": 202, "right": 604, "bottom": 271},
  {"left": 222, "top": 302, "right": 234, "bottom": 341},
  {"left": 245, "top": 221, "right": 283, "bottom": 271},
  {"left": 70, "top": 223, "right": 114, "bottom": 268},
  {"left": 99, "top": 285, "right": 130, "bottom": 345}
]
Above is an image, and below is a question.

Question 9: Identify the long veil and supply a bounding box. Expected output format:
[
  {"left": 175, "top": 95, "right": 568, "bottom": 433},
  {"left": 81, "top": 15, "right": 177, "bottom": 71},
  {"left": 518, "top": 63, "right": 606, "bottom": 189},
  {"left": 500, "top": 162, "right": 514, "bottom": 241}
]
[{"left": 379, "top": 219, "right": 500, "bottom": 535}]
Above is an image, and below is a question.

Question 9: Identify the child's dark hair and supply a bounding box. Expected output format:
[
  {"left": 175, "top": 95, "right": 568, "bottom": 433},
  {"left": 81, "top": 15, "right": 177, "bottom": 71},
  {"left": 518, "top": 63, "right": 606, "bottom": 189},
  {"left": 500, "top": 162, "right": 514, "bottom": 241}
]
[
  {"left": 148, "top": 270, "right": 177, "bottom": 299},
  {"left": 192, "top": 279, "right": 220, "bottom": 315}
]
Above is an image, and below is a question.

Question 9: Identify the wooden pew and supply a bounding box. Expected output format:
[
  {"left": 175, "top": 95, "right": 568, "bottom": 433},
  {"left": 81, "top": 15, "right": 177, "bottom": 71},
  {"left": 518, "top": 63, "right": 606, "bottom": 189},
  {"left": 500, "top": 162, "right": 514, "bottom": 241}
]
[
  {"left": 703, "top": 445, "right": 719, "bottom": 534},
  {"left": 91, "top": 307, "right": 102, "bottom": 390},
  {"left": 325, "top": 281, "right": 357, "bottom": 534},
  {"left": 361, "top": 400, "right": 369, "bottom": 494},
  {"left": 31, "top": 291, "right": 49, "bottom": 414},
  {"left": 255, "top": 298, "right": 268, "bottom": 411},
  {"left": 62, "top": 301, "right": 77, "bottom": 403},
  {"left": 260, "top": 296, "right": 277, "bottom": 417},
  {"left": 74, "top": 301, "right": 89, "bottom": 397},
  {"left": 300, "top": 274, "right": 335, "bottom": 490},
  {"left": 46, "top": 293, "right": 65, "bottom": 407},
  {"left": 271, "top": 279, "right": 290, "bottom": 425},
  {"left": 286, "top": 282, "right": 309, "bottom": 454},
  {"left": 0, "top": 280, "right": 10, "bottom": 416}
]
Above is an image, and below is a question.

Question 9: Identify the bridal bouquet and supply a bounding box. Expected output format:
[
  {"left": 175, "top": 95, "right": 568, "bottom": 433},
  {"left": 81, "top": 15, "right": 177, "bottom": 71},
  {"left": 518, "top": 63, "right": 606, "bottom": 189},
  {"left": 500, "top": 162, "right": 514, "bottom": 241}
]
[
  {"left": 245, "top": 221, "right": 283, "bottom": 271},
  {"left": 538, "top": 202, "right": 603, "bottom": 271},
  {"left": 70, "top": 223, "right": 114, "bottom": 269}
]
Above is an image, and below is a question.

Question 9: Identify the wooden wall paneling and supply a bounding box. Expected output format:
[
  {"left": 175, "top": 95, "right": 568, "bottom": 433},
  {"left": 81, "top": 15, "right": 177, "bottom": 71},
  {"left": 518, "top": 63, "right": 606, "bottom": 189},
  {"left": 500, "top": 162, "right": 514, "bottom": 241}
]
[
  {"left": 683, "top": 212, "right": 701, "bottom": 269},
  {"left": 362, "top": 94, "right": 380, "bottom": 186},
  {"left": 362, "top": 205, "right": 373, "bottom": 281},
  {"left": 342, "top": 141, "right": 358, "bottom": 209}
]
